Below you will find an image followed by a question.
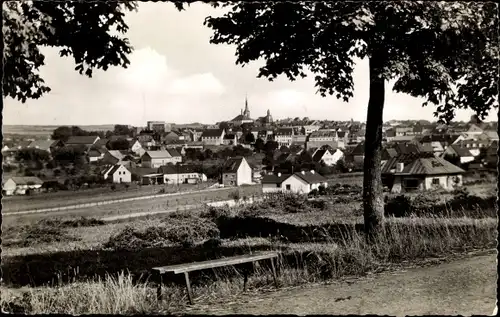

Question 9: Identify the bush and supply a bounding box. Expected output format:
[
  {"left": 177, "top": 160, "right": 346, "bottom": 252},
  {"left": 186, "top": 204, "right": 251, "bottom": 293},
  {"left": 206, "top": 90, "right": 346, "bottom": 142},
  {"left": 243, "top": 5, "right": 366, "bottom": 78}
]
[
  {"left": 103, "top": 215, "right": 220, "bottom": 250},
  {"left": 229, "top": 190, "right": 240, "bottom": 201},
  {"left": 110, "top": 184, "right": 116, "bottom": 191},
  {"left": 200, "top": 205, "right": 231, "bottom": 220},
  {"left": 384, "top": 195, "right": 412, "bottom": 217}
]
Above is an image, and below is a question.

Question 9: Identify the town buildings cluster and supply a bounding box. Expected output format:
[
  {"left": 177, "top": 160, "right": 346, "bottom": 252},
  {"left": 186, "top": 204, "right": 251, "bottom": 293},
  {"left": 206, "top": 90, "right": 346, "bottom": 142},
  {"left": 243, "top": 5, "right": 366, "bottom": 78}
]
[{"left": 2, "top": 98, "right": 498, "bottom": 196}]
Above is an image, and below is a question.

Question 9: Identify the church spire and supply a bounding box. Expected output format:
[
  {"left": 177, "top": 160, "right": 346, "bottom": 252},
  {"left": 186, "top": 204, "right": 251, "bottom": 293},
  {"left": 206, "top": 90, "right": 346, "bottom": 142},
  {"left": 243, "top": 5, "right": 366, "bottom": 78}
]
[{"left": 243, "top": 94, "right": 250, "bottom": 117}]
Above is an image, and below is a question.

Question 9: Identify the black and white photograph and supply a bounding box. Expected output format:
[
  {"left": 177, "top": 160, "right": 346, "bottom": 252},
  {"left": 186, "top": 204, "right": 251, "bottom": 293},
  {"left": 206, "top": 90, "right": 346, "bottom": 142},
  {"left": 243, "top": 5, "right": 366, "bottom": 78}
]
[{"left": 1, "top": 1, "right": 498, "bottom": 315}]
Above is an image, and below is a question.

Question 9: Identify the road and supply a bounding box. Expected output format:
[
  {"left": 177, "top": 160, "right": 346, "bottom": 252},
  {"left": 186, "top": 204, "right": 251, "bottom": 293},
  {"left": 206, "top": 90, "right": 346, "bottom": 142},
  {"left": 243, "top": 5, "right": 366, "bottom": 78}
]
[{"left": 184, "top": 253, "right": 497, "bottom": 316}]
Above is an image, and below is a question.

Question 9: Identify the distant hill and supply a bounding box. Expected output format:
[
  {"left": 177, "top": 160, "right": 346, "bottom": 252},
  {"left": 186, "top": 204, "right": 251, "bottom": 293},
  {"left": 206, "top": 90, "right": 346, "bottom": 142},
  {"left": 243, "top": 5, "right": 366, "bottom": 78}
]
[{"left": 3, "top": 124, "right": 116, "bottom": 136}]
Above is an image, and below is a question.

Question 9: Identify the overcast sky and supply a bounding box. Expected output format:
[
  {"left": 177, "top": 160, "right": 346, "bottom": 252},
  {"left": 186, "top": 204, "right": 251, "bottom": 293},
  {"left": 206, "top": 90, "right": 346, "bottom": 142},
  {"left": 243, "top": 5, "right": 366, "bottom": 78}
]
[{"left": 3, "top": 2, "right": 496, "bottom": 126}]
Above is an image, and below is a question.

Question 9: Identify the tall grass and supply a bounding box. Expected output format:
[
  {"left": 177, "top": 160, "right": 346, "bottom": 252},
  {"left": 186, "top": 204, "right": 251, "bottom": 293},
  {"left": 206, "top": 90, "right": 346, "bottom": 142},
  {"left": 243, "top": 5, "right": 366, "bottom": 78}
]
[{"left": 3, "top": 215, "right": 496, "bottom": 314}]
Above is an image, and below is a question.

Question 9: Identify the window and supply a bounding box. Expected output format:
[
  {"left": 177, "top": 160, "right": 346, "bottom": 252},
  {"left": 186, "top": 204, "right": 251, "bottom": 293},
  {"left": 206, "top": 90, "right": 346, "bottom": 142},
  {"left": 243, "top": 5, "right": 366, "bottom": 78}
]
[
  {"left": 286, "top": 184, "right": 291, "bottom": 190},
  {"left": 432, "top": 178, "right": 440, "bottom": 185}
]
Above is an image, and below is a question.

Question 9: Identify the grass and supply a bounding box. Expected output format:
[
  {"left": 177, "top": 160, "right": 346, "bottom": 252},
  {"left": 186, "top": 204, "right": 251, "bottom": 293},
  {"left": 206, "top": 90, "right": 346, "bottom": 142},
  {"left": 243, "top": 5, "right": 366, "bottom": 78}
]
[{"left": 1, "top": 185, "right": 497, "bottom": 314}]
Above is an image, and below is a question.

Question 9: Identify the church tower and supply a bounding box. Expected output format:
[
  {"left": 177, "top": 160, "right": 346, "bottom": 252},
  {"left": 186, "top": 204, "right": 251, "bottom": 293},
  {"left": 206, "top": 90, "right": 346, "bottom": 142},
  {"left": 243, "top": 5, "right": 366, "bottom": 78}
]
[{"left": 243, "top": 95, "right": 250, "bottom": 118}]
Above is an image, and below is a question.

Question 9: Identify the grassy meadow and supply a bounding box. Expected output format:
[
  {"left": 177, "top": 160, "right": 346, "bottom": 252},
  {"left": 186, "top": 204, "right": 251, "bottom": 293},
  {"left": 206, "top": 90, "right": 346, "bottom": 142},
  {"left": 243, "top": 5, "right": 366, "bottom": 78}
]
[{"left": 1, "top": 182, "right": 497, "bottom": 314}]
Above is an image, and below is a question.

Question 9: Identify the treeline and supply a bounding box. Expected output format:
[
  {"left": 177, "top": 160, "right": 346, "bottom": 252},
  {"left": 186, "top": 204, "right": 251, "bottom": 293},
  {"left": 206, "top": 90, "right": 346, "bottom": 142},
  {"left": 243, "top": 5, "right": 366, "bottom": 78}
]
[{"left": 51, "top": 125, "right": 136, "bottom": 142}]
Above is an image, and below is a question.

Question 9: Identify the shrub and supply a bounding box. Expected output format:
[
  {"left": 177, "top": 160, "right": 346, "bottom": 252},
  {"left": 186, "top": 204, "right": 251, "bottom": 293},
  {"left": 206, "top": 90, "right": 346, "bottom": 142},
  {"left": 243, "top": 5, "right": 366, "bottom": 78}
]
[
  {"left": 385, "top": 195, "right": 412, "bottom": 217},
  {"left": 110, "top": 184, "right": 116, "bottom": 191},
  {"left": 200, "top": 205, "right": 231, "bottom": 220},
  {"left": 103, "top": 215, "right": 220, "bottom": 250},
  {"left": 229, "top": 190, "right": 240, "bottom": 201}
]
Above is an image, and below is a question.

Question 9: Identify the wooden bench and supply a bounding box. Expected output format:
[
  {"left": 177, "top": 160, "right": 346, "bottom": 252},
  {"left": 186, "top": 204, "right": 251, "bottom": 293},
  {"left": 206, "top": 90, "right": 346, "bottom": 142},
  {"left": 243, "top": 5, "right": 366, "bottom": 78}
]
[{"left": 152, "top": 251, "right": 279, "bottom": 304}]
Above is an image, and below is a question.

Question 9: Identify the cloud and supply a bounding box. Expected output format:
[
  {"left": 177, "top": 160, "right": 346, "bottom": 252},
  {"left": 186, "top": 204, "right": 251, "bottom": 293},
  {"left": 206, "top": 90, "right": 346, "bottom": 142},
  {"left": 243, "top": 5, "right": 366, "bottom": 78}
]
[{"left": 167, "top": 73, "right": 225, "bottom": 95}]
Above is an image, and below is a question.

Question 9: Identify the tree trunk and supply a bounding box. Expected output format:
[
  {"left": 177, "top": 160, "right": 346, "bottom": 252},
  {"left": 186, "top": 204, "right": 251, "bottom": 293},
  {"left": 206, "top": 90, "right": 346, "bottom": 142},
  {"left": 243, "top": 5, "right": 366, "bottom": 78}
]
[{"left": 363, "top": 54, "right": 386, "bottom": 241}]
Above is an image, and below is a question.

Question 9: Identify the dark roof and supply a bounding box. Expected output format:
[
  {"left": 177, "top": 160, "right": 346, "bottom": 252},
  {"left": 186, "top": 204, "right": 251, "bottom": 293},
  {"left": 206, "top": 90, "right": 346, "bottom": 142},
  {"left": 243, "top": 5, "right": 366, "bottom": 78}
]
[
  {"left": 66, "top": 136, "right": 99, "bottom": 145},
  {"left": 312, "top": 149, "right": 328, "bottom": 162},
  {"left": 167, "top": 148, "right": 181, "bottom": 157},
  {"left": 449, "top": 145, "right": 473, "bottom": 157},
  {"left": 350, "top": 142, "right": 365, "bottom": 155},
  {"left": 337, "top": 131, "right": 346, "bottom": 138},
  {"left": 201, "top": 129, "right": 224, "bottom": 138},
  {"left": 381, "top": 152, "right": 436, "bottom": 174},
  {"left": 106, "top": 165, "right": 123, "bottom": 176},
  {"left": 396, "top": 157, "right": 465, "bottom": 175},
  {"left": 385, "top": 148, "right": 398, "bottom": 158},
  {"left": 222, "top": 157, "right": 246, "bottom": 173},
  {"left": 393, "top": 142, "right": 420, "bottom": 155},
  {"left": 129, "top": 167, "right": 160, "bottom": 176},
  {"left": 158, "top": 164, "right": 197, "bottom": 174},
  {"left": 93, "top": 139, "right": 110, "bottom": 148},
  {"left": 223, "top": 134, "right": 236, "bottom": 140},
  {"left": 293, "top": 171, "right": 327, "bottom": 184},
  {"left": 231, "top": 114, "right": 252, "bottom": 121},
  {"left": 261, "top": 173, "right": 290, "bottom": 184},
  {"left": 420, "top": 134, "right": 459, "bottom": 144},
  {"left": 276, "top": 128, "right": 293, "bottom": 135}
]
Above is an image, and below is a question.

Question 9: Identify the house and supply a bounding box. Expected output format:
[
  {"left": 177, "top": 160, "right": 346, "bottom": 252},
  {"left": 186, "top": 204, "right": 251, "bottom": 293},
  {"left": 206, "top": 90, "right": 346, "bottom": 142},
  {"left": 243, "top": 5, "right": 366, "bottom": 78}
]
[
  {"left": 27, "top": 140, "right": 64, "bottom": 153},
  {"left": 163, "top": 131, "right": 181, "bottom": 144},
  {"left": 442, "top": 144, "right": 475, "bottom": 164},
  {"left": 302, "top": 125, "right": 321, "bottom": 135},
  {"left": 454, "top": 139, "right": 490, "bottom": 156},
  {"left": 102, "top": 164, "right": 132, "bottom": 183},
  {"left": 158, "top": 164, "right": 207, "bottom": 184},
  {"left": 223, "top": 134, "right": 238, "bottom": 146},
  {"left": 221, "top": 157, "right": 253, "bottom": 186},
  {"left": 141, "top": 150, "right": 182, "bottom": 168},
  {"left": 65, "top": 135, "right": 100, "bottom": 149},
  {"left": 275, "top": 128, "right": 294, "bottom": 147},
  {"left": 349, "top": 142, "right": 365, "bottom": 163},
  {"left": 381, "top": 154, "right": 464, "bottom": 193},
  {"left": 88, "top": 147, "right": 107, "bottom": 162},
  {"left": 262, "top": 170, "right": 328, "bottom": 194},
  {"left": 291, "top": 134, "right": 307, "bottom": 147},
  {"left": 306, "top": 130, "right": 338, "bottom": 149},
  {"left": 102, "top": 150, "right": 126, "bottom": 165},
  {"left": 312, "top": 148, "right": 344, "bottom": 166},
  {"left": 201, "top": 129, "right": 225, "bottom": 145},
  {"left": 2, "top": 177, "right": 44, "bottom": 196},
  {"left": 137, "top": 134, "right": 157, "bottom": 149},
  {"left": 419, "top": 134, "right": 460, "bottom": 156},
  {"left": 129, "top": 139, "right": 145, "bottom": 156}
]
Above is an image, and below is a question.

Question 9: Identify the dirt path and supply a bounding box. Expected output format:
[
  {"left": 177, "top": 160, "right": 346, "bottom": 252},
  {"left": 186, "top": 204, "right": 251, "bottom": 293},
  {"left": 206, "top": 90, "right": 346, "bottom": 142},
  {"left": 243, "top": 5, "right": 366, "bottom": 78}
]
[{"left": 185, "top": 253, "right": 497, "bottom": 316}]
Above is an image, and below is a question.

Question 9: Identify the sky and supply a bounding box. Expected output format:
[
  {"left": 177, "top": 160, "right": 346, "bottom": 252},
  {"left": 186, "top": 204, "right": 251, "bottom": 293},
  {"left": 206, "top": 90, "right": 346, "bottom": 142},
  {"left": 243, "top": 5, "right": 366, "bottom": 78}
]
[{"left": 3, "top": 2, "right": 497, "bottom": 126}]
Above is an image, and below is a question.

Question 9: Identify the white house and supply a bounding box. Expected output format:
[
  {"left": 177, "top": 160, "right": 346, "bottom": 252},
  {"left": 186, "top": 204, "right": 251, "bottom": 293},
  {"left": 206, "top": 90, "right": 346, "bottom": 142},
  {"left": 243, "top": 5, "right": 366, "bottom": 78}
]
[
  {"left": 2, "top": 177, "right": 44, "bottom": 196},
  {"left": 221, "top": 157, "right": 253, "bottom": 186},
  {"left": 103, "top": 164, "right": 132, "bottom": 183},
  {"left": 275, "top": 128, "right": 294, "bottom": 147},
  {"left": 262, "top": 170, "right": 328, "bottom": 194},
  {"left": 141, "top": 150, "right": 182, "bottom": 168},
  {"left": 158, "top": 164, "right": 207, "bottom": 184},
  {"left": 381, "top": 156, "right": 464, "bottom": 193},
  {"left": 129, "top": 139, "right": 145, "bottom": 155},
  {"left": 312, "top": 148, "right": 344, "bottom": 166},
  {"left": 201, "top": 129, "right": 225, "bottom": 145}
]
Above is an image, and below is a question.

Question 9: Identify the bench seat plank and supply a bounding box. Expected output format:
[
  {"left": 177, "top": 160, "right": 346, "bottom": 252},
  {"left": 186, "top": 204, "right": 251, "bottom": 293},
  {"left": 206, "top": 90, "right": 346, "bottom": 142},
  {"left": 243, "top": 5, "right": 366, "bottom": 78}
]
[{"left": 152, "top": 251, "right": 278, "bottom": 274}]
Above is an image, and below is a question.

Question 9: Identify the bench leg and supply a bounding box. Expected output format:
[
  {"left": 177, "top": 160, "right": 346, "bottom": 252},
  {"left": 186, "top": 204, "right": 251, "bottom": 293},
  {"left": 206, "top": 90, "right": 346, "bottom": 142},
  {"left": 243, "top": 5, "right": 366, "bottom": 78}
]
[
  {"left": 184, "top": 272, "right": 194, "bottom": 305},
  {"left": 156, "top": 273, "right": 163, "bottom": 301},
  {"left": 270, "top": 258, "right": 278, "bottom": 288},
  {"left": 243, "top": 270, "right": 248, "bottom": 292}
]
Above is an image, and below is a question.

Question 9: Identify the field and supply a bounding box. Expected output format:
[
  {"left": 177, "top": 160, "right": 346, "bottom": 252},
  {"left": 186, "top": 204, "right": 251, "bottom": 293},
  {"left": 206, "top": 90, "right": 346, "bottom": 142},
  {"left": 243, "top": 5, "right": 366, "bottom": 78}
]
[
  {"left": 2, "top": 182, "right": 224, "bottom": 212},
  {"left": 1, "top": 181, "right": 497, "bottom": 314}
]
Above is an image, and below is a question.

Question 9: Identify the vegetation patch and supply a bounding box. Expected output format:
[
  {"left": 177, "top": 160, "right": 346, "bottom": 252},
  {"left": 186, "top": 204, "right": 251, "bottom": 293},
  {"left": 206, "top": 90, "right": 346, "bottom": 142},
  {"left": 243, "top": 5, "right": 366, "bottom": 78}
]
[{"left": 103, "top": 214, "right": 220, "bottom": 250}]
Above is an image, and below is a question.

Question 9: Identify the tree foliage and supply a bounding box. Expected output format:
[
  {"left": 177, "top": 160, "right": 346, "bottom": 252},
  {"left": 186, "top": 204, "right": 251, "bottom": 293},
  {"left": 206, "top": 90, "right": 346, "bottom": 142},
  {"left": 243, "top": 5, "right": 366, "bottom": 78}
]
[{"left": 3, "top": 1, "right": 138, "bottom": 102}]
